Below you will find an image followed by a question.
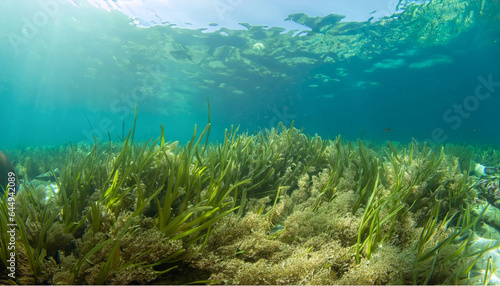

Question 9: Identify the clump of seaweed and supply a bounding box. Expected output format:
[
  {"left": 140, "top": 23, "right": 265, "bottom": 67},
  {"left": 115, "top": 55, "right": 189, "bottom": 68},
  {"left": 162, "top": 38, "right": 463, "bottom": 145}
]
[
  {"left": 3, "top": 106, "right": 250, "bottom": 284},
  {"left": 177, "top": 136, "right": 491, "bottom": 285}
]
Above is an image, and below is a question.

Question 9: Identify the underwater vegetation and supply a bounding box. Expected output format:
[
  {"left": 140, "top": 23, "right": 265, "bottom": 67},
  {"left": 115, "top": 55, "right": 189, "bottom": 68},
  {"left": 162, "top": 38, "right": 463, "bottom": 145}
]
[{"left": 1, "top": 115, "right": 500, "bottom": 284}]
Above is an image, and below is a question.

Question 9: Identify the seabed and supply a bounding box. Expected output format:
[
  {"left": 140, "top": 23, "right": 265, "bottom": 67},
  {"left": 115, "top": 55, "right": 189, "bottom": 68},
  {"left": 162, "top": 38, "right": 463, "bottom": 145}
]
[{"left": 1, "top": 121, "right": 500, "bottom": 285}]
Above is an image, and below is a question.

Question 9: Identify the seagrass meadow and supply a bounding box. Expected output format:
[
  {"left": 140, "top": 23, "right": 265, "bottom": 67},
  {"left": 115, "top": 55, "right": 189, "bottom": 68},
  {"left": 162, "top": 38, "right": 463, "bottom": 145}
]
[
  {"left": 2, "top": 0, "right": 500, "bottom": 284},
  {"left": 2, "top": 116, "right": 500, "bottom": 285}
]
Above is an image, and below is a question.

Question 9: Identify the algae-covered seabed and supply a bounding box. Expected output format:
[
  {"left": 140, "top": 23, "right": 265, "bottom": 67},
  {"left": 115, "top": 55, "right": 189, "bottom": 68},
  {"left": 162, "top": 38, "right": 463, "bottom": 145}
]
[
  {"left": 2, "top": 0, "right": 500, "bottom": 284},
  {"left": 2, "top": 120, "right": 500, "bottom": 285}
]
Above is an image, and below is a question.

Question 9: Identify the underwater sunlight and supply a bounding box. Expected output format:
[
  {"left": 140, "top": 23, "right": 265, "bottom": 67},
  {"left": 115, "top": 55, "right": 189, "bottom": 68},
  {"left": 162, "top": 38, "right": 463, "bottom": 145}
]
[{"left": 1, "top": 0, "right": 500, "bottom": 284}]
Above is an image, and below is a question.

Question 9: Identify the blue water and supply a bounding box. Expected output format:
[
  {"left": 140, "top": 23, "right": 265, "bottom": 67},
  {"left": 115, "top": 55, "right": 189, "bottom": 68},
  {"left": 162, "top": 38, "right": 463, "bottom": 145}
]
[{"left": 1, "top": 0, "right": 500, "bottom": 148}]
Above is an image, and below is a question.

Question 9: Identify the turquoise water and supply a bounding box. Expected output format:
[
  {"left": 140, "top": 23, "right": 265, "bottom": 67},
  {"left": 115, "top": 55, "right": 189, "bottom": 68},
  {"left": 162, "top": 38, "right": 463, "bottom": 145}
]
[
  {"left": 2, "top": 2, "right": 500, "bottom": 284},
  {"left": 1, "top": 0, "right": 500, "bottom": 148}
]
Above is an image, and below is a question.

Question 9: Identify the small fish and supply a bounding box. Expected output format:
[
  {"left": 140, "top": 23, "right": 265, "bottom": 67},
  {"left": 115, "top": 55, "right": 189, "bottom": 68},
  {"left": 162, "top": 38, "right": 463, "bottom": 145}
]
[
  {"left": 384, "top": 128, "right": 391, "bottom": 132},
  {"left": 0, "top": 151, "right": 18, "bottom": 195}
]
